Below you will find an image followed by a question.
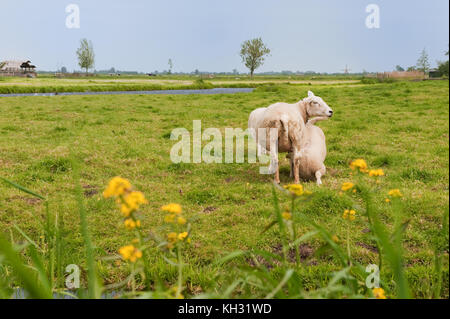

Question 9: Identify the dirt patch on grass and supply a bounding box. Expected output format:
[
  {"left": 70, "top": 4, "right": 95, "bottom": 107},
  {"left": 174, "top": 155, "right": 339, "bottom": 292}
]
[
  {"left": 272, "top": 243, "right": 315, "bottom": 262},
  {"left": 8, "top": 195, "right": 42, "bottom": 205},
  {"left": 203, "top": 206, "right": 217, "bottom": 213},
  {"left": 356, "top": 242, "right": 378, "bottom": 253},
  {"left": 83, "top": 184, "right": 98, "bottom": 197},
  {"left": 247, "top": 255, "right": 276, "bottom": 269}
]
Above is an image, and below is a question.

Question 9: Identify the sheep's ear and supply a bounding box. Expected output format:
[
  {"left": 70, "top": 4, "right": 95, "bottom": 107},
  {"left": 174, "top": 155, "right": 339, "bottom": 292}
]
[{"left": 307, "top": 90, "right": 315, "bottom": 98}]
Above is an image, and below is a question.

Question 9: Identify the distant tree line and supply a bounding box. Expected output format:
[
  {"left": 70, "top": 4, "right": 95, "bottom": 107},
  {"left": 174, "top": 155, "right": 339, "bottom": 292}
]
[{"left": 394, "top": 47, "right": 448, "bottom": 77}]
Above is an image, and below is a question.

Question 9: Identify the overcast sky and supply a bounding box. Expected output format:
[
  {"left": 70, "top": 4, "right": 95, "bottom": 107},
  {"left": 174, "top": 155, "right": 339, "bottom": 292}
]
[{"left": 0, "top": 0, "right": 448, "bottom": 73}]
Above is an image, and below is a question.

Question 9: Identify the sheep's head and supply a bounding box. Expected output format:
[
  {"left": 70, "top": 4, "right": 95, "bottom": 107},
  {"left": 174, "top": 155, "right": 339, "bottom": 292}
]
[{"left": 304, "top": 91, "right": 333, "bottom": 118}]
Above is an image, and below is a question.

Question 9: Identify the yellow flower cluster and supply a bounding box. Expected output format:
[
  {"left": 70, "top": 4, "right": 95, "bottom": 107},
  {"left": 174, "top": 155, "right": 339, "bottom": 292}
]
[
  {"left": 121, "top": 191, "right": 148, "bottom": 217},
  {"left": 161, "top": 203, "right": 182, "bottom": 214},
  {"left": 124, "top": 218, "right": 141, "bottom": 230},
  {"left": 332, "top": 235, "right": 340, "bottom": 243},
  {"left": 103, "top": 177, "right": 148, "bottom": 217},
  {"left": 119, "top": 245, "right": 143, "bottom": 263},
  {"left": 283, "top": 184, "right": 304, "bottom": 196},
  {"left": 103, "top": 177, "right": 132, "bottom": 198},
  {"left": 369, "top": 169, "right": 385, "bottom": 177},
  {"left": 388, "top": 189, "right": 403, "bottom": 198},
  {"left": 282, "top": 211, "right": 292, "bottom": 220},
  {"left": 167, "top": 231, "right": 190, "bottom": 249},
  {"left": 342, "top": 209, "right": 356, "bottom": 221},
  {"left": 350, "top": 159, "right": 368, "bottom": 173},
  {"left": 341, "top": 182, "right": 355, "bottom": 192},
  {"left": 372, "top": 287, "right": 387, "bottom": 299},
  {"left": 162, "top": 203, "right": 186, "bottom": 225}
]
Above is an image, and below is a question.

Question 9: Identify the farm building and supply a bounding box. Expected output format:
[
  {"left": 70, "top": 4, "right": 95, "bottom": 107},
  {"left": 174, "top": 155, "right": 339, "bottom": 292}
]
[
  {"left": 0, "top": 60, "right": 37, "bottom": 77},
  {"left": 428, "top": 68, "right": 442, "bottom": 78}
]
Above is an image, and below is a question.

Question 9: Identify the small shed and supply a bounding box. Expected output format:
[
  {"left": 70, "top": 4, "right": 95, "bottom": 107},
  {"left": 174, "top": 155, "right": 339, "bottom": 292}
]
[
  {"left": 0, "top": 60, "right": 37, "bottom": 76},
  {"left": 428, "top": 68, "right": 442, "bottom": 78}
]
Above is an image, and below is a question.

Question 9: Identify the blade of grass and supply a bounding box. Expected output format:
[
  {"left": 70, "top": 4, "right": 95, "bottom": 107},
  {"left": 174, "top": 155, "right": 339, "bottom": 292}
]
[
  {"left": 0, "top": 177, "right": 46, "bottom": 200},
  {"left": 0, "top": 235, "right": 52, "bottom": 299},
  {"left": 72, "top": 158, "right": 102, "bottom": 299}
]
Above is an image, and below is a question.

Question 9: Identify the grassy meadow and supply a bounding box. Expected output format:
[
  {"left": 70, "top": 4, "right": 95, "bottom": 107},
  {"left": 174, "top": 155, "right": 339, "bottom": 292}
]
[{"left": 0, "top": 78, "right": 448, "bottom": 298}]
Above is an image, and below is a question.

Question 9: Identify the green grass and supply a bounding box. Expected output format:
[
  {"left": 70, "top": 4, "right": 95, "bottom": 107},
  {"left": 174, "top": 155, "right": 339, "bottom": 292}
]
[{"left": 0, "top": 79, "right": 448, "bottom": 298}]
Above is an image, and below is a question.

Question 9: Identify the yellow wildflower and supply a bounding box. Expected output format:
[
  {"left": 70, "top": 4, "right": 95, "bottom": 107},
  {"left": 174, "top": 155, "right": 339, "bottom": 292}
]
[
  {"left": 121, "top": 191, "right": 148, "bottom": 216},
  {"left": 388, "top": 189, "right": 403, "bottom": 197},
  {"left": 178, "top": 232, "right": 189, "bottom": 241},
  {"left": 169, "top": 287, "right": 184, "bottom": 299},
  {"left": 283, "top": 184, "right": 304, "bottom": 196},
  {"left": 372, "top": 287, "right": 387, "bottom": 299},
  {"left": 103, "top": 177, "right": 131, "bottom": 198},
  {"left": 343, "top": 209, "right": 356, "bottom": 221},
  {"left": 385, "top": 198, "right": 390, "bottom": 203},
  {"left": 369, "top": 169, "right": 385, "bottom": 177},
  {"left": 350, "top": 159, "right": 368, "bottom": 173},
  {"left": 341, "top": 182, "right": 355, "bottom": 192},
  {"left": 124, "top": 218, "right": 138, "bottom": 230},
  {"left": 177, "top": 216, "right": 187, "bottom": 225},
  {"left": 167, "top": 232, "right": 178, "bottom": 243},
  {"left": 164, "top": 214, "right": 175, "bottom": 223},
  {"left": 332, "top": 235, "right": 340, "bottom": 243},
  {"left": 282, "top": 211, "right": 292, "bottom": 220},
  {"left": 161, "top": 203, "right": 182, "bottom": 215},
  {"left": 119, "top": 245, "right": 142, "bottom": 263}
]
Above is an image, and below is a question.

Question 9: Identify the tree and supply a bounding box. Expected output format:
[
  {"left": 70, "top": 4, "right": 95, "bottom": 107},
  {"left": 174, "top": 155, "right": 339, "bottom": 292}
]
[
  {"left": 76, "top": 39, "right": 95, "bottom": 74},
  {"left": 395, "top": 65, "right": 404, "bottom": 72},
  {"left": 407, "top": 66, "right": 416, "bottom": 72},
  {"left": 416, "top": 48, "right": 430, "bottom": 74},
  {"left": 168, "top": 59, "right": 173, "bottom": 74},
  {"left": 437, "top": 48, "right": 449, "bottom": 77},
  {"left": 61, "top": 66, "right": 67, "bottom": 73},
  {"left": 239, "top": 38, "right": 270, "bottom": 78}
]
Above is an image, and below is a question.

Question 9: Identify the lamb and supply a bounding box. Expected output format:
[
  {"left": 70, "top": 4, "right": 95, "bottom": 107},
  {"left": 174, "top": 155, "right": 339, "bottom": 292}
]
[
  {"left": 287, "top": 116, "right": 328, "bottom": 185},
  {"left": 248, "top": 91, "right": 333, "bottom": 184}
]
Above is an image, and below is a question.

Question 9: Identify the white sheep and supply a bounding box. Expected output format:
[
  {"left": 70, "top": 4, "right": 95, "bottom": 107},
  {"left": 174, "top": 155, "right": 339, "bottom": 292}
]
[
  {"left": 248, "top": 91, "right": 333, "bottom": 184},
  {"left": 287, "top": 116, "right": 328, "bottom": 185}
]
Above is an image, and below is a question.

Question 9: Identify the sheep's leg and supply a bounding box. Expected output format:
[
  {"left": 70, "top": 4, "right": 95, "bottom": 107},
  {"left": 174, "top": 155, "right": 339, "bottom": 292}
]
[
  {"left": 289, "top": 153, "right": 294, "bottom": 178},
  {"left": 315, "top": 165, "right": 326, "bottom": 186},
  {"left": 266, "top": 126, "right": 280, "bottom": 184},
  {"left": 275, "top": 164, "right": 280, "bottom": 184},
  {"left": 293, "top": 157, "right": 300, "bottom": 184},
  {"left": 269, "top": 148, "right": 280, "bottom": 184},
  {"left": 315, "top": 171, "right": 323, "bottom": 185}
]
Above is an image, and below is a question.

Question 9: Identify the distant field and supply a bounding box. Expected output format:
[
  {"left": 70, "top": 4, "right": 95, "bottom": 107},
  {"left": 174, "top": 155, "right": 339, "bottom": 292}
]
[
  {"left": 0, "top": 80, "right": 448, "bottom": 298},
  {"left": 0, "top": 74, "right": 362, "bottom": 94}
]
